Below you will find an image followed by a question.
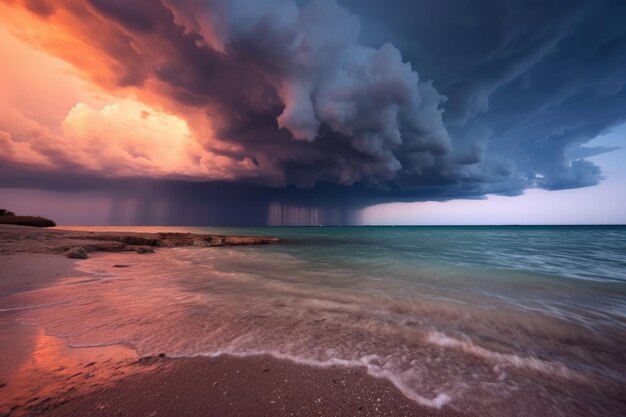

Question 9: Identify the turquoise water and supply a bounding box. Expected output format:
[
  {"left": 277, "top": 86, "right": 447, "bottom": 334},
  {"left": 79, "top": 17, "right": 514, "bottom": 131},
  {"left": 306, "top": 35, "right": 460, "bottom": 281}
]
[
  {"left": 7, "top": 225, "right": 626, "bottom": 416},
  {"left": 216, "top": 225, "right": 626, "bottom": 281},
  {"left": 56, "top": 226, "right": 626, "bottom": 281},
  {"left": 59, "top": 224, "right": 626, "bottom": 281}
]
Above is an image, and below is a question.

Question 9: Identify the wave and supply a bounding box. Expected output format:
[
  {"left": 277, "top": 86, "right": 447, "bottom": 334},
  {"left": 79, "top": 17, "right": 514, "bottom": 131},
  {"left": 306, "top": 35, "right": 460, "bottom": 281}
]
[{"left": 424, "top": 331, "right": 581, "bottom": 381}]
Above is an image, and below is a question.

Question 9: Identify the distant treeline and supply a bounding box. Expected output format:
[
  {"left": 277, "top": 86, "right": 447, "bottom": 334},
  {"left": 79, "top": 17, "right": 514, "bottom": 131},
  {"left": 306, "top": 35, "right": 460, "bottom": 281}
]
[{"left": 0, "top": 209, "right": 56, "bottom": 227}]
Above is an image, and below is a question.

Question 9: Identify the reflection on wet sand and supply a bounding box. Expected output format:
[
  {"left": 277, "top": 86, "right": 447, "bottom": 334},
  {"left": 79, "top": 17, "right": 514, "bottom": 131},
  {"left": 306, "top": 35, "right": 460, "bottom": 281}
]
[{"left": 0, "top": 326, "right": 146, "bottom": 416}]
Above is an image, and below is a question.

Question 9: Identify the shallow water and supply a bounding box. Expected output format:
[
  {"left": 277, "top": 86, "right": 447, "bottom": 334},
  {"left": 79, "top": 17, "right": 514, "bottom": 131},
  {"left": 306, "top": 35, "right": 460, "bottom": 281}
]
[{"left": 4, "top": 226, "right": 626, "bottom": 416}]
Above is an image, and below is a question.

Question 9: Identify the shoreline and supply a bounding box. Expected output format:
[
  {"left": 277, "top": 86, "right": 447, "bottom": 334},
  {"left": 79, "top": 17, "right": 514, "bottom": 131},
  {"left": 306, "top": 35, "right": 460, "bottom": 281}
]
[
  {"left": 0, "top": 225, "right": 467, "bottom": 416},
  {"left": 39, "top": 354, "right": 468, "bottom": 417},
  {"left": 0, "top": 224, "right": 280, "bottom": 258}
]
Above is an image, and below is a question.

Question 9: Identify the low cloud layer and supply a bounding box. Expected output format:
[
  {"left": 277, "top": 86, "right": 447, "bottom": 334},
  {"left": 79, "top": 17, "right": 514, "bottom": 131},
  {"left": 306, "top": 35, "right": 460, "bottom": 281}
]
[{"left": 0, "top": 0, "right": 625, "bottom": 221}]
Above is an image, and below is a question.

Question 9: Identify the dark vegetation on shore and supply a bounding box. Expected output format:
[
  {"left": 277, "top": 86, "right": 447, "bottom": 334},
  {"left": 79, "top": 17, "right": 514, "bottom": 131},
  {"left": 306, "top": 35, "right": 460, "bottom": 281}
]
[{"left": 0, "top": 208, "right": 56, "bottom": 227}]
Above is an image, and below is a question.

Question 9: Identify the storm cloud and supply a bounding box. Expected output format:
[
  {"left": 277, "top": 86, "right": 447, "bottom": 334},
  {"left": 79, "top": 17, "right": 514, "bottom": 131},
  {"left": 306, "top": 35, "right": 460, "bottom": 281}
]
[
  {"left": 1, "top": 0, "right": 625, "bottom": 224},
  {"left": 345, "top": 0, "right": 626, "bottom": 191}
]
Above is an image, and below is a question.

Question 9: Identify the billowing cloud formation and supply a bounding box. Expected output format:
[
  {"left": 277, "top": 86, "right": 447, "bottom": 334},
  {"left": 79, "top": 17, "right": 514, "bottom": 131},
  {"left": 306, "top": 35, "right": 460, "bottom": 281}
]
[
  {"left": 1, "top": 0, "right": 457, "bottom": 189},
  {"left": 346, "top": 0, "right": 626, "bottom": 191},
  {"left": 0, "top": 97, "right": 256, "bottom": 178},
  {"left": 0, "top": 0, "right": 625, "bottom": 219}
]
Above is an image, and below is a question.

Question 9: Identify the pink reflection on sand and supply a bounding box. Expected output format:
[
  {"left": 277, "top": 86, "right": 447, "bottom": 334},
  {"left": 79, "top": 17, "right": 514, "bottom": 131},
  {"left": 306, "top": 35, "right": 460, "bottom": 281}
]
[{"left": 0, "top": 327, "right": 143, "bottom": 416}]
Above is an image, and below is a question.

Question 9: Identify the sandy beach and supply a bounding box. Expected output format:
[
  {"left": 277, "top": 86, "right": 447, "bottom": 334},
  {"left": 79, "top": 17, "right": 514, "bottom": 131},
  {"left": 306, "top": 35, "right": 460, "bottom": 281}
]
[{"left": 0, "top": 225, "right": 466, "bottom": 417}]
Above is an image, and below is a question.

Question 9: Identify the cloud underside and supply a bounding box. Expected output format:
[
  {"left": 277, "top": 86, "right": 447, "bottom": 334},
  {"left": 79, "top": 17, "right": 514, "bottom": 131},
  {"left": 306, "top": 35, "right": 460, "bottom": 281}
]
[{"left": 0, "top": 0, "right": 625, "bottom": 207}]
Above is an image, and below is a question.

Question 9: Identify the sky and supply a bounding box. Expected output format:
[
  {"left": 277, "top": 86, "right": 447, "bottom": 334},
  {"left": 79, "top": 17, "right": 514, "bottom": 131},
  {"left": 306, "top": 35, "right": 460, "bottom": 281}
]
[{"left": 0, "top": 0, "right": 625, "bottom": 225}]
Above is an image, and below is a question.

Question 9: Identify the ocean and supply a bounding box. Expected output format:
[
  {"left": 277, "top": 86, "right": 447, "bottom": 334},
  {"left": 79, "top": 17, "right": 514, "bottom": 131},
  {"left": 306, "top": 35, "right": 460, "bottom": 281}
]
[{"left": 8, "top": 226, "right": 626, "bottom": 416}]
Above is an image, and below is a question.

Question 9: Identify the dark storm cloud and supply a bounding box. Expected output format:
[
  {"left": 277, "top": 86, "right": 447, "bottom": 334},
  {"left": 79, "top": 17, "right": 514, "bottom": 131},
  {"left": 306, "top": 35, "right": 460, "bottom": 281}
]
[
  {"left": 342, "top": 0, "right": 626, "bottom": 192},
  {"left": 84, "top": 0, "right": 456, "bottom": 188},
  {"left": 93, "top": 0, "right": 626, "bottom": 194},
  {"left": 3, "top": 0, "right": 626, "bottom": 224}
]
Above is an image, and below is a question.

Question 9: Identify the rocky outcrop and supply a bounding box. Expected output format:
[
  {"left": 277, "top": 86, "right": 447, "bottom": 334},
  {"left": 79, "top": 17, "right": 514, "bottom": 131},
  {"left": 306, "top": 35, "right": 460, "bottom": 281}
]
[
  {"left": 83, "top": 242, "right": 127, "bottom": 252},
  {"left": 0, "top": 224, "right": 281, "bottom": 257},
  {"left": 222, "top": 236, "right": 280, "bottom": 245},
  {"left": 64, "top": 247, "right": 88, "bottom": 259},
  {"left": 116, "top": 233, "right": 280, "bottom": 248},
  {"left": 136, "top": 246, "right": 155, "bottom": 254},
  {"left": 117, "top": 236, "right": 160, "bottom": 246}
]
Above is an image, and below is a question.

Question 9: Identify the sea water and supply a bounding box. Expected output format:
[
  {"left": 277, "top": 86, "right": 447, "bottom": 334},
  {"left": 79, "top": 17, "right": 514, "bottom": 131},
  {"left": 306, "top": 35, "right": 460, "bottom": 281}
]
[{"left": 4, "top": 226, "right": 626, "bottom": 416}]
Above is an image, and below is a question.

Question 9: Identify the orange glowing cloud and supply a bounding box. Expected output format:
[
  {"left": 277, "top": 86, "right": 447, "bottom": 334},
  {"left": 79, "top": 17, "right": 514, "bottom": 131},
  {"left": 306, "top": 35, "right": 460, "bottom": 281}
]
[
  {"left": 0, "top": 91, "right": 257, "bottom": 179},
  {"left": 1, "top": 0, "right": 145, "bottom": 91},
  {"left": 60, "top": 100, "right": 247, "bottom": 178},
  {"left": 0, "top": 1, "right": 261, "bottom": 180}
]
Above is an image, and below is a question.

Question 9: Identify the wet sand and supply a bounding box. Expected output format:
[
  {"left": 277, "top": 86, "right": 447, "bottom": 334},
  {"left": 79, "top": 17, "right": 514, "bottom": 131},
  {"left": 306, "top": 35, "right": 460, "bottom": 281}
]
[
  {"left": 0, "top": 226, "right": 467, "bottom": 417},
  {"left": 35, "top": 355, "right": 468, "bottom": 417},
  {"left": 0, "top": 254, "right": 76, "bottom": 295}
]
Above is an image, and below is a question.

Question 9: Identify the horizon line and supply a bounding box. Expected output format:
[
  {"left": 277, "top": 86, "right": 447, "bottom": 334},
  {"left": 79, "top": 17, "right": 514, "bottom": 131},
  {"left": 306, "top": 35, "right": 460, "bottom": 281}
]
[{"left": 53, "top": 224, "right": 626, "bottom": 228}]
